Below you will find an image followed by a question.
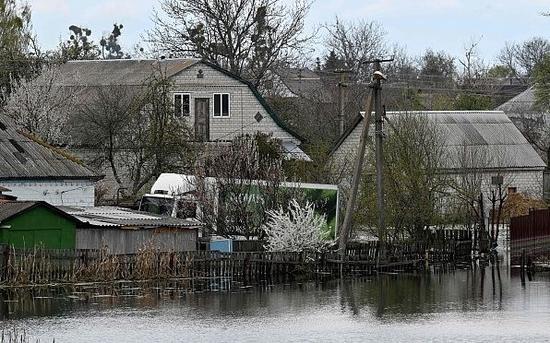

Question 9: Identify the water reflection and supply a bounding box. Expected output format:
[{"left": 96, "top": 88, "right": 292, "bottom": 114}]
[{"left": 0, "top": 264, "right": 549, "bottom": 342}]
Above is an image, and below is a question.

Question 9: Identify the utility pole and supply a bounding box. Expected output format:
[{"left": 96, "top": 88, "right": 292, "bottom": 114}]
[
  {"left": 338, "top": 58, "right": 392, "bottom": 258},
  {"left": 373, "top": 60, "right": 386, "bottom": 245},
  {"left": 335, "top": 69, "right": 351, "bottom": 136}
]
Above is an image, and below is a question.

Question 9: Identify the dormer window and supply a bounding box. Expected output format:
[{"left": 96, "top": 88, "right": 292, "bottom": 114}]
[{"left": 174, "top": 93, "right": 190, "bottom": 117}]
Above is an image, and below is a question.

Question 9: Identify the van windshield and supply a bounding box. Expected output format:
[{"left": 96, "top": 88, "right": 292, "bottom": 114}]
[{"left": 139, "top": 196, "right": 174, "bottom": 216}]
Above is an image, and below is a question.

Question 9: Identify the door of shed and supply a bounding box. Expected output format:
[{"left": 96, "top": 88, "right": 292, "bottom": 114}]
[{"left": 0, "top": 206, "right": 76, "bottom": 249}]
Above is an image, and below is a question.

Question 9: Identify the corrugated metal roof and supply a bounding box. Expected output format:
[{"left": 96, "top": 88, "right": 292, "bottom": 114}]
[
  {"left": 60, "top": 206, "right": 201, "bottom": 229},
  {"left": 54, "top": 59, "right": 201, "bottom": 86},
  {"left": 0, "top": 114, "right": 101, "bottom": 180},
  {"left": 332, "top": 111, "right": 546, "bottom": 170}
]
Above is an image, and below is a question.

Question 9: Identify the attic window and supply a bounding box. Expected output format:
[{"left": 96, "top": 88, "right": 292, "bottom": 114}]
[
  {"left": 0, "top": 121, "right": 6, "bottom": 130},
  {"left": 9, "top": 139, "right": 25, "bottom": 153}
]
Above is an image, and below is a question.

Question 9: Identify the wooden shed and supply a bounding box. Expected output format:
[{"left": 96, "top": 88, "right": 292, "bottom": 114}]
[
  {"left": 0, "top": 201, "right": 81, "bottom": 249},
  {"left": 0, "top": 201, "right": 200, "bottom": 253},
  {"left": 61, "top": 206, "right": 200, "bottom": 254}
]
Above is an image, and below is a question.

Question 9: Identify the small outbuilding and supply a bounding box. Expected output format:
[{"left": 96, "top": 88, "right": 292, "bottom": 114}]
[
  {"left": 61, "top": 206, "right": 200, "bottom": 254},
  {"left": 330, "top": 110, "right": 547, "bottom": 198},
  {"left": 0, "top": 201, "right": 81, "bottom": 249},
  {"left": 0, "top": 201, "right": 200, "bottom": 253},
  {"left": 0, "top": 114, "right": 102, "bottom": 206}
]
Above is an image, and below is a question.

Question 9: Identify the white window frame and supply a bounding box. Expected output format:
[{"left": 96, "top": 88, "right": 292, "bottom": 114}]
[
  {"left": 213, "top": 93, "right": 231, "bottom": 118},
  {"left": 173, "top": 92, "right": 191, "bottom": 117}
]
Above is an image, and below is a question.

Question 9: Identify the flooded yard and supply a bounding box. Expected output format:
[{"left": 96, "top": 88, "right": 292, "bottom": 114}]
[{"left": 1, "top": 263, "right": 550, "bottom": 342}]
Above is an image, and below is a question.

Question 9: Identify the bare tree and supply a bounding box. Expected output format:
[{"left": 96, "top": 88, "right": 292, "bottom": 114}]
[
  {"left": 194, "top": 133, "right": 288, "bottom": 238},
  {"left": 511, "top": 114, "right": 550, "bottom": 164},
  {"left": 147, "top": 0, "right": 312, "bottom": 90},
  {"left": 323, "top": 17, "right": 387, "bottom": 80},
  {"left": 71, "top": 85, "right": 140, "bottom": 188},
  {"left": 3, "top": 65, "right": 75, "bottom": 145},
  {"left": 355, "top": 113, "right": 448, "bottom": 241},
  {"left": 498, "top": 37, "right": 550, "bottom": 81},
  {"left": 71, "top": 69, "right": 193, "bottom": 198},
  {"left": 123, "top": 70, "right": 194, "bottom": 196},
  {"left": 449, "top": 145, "right": 512, "bottom": 254}
]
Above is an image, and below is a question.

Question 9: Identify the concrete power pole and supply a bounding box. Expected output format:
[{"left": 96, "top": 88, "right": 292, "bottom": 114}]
[
  {"left": 338, "top": 59, "right": 392, "bottom": 258},
  {"left": 335, "top": 69, "right": 351, "bottom": 136},
  {"left": 373, "top": 60, "right": 386, "bottom": 245}
]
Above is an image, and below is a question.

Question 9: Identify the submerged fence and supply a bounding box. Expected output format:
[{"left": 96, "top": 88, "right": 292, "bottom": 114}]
[{"left": 0, "top": 240, "right": 470, "bottom": 286}]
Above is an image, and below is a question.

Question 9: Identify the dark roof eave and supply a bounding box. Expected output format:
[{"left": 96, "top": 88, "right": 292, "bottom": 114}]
[
  {"left": 0, "top": 175, "right": 104, "bottom": 181},
  {"left": 0, "top": 201, "right": 86, "bottom": 225},
  {"left": 329, "top": 113, "right": 363, "bottom": 156}
]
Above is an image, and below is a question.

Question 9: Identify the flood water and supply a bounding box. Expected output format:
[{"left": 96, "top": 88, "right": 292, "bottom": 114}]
[{"left": 1, "top": 264, "right": 550, "bottom": 342}]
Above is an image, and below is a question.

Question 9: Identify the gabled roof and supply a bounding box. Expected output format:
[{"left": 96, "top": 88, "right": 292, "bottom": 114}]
[
  {"left": 0, "top": 114, "right": 102, "bottom": 180},
  {"left": 276, "top": 67, "right": 328, "bottom": 98},
  {"left": 496, "top": 86, "right": 536, "bottom": 114},
  {"left": 54, "top": 58, "right": 201, "bottom": 86},
  {"left": 331, "top": 110, "right": 546, "bottom": 170},
  {"left": 0, "top": 201, "right": 84, "bottom": 224},
  {"left": 53, "top": 58, "right": 303, "bottom": 143}
]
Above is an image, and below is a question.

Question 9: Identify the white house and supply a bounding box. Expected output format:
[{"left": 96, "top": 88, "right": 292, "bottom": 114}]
[
  {"left": 0, "top": 114, "right": 102, "bottom": 206},
  {"left": 54, "top": 58, "right": 308, "bottom": 160},
  {"left": 330, "top": 111, "right": 546, "bottom": 198}
]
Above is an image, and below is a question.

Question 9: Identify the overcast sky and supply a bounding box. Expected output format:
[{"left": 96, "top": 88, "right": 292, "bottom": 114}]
[{"left": 27, "top": 0, "right": 550, "bottom": 63}]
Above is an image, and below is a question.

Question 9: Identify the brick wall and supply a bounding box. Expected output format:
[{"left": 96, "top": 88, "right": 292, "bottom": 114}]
[{"left": 170, "top": 63, "right": 299, "bottom": 144}]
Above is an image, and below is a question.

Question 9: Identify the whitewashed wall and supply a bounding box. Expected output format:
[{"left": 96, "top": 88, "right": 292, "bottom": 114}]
[
  {"left": 170, "top": 63, "right": 300, "bottom": 144},
  {"left": 0, "top": 179, "right": 95, "bottom": 206}
]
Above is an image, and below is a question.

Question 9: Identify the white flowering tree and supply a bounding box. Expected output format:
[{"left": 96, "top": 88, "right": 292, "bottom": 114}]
[{"left": 263, "top": 200, "right": 328, "bottom": 253}]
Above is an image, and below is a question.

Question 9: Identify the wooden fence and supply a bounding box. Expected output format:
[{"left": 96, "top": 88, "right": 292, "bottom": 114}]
[{"left": 0, "top": 240, "right": 470, "bottom": 286}]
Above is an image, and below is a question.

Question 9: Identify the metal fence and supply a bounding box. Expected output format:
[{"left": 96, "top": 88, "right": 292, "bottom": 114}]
[{"left": 510, "top": 208, "right": 550, "bottom": 263}]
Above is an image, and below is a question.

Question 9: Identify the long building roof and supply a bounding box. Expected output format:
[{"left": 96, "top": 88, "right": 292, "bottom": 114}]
[
  {"left": 331, "top": 110, "right": 546, "bottom": 170},
  {"left": 0, "top": 114, "right": 101, "bottom": 180},
  {"left": 53, "top": 58, "right": 201, "bottom": 86}
]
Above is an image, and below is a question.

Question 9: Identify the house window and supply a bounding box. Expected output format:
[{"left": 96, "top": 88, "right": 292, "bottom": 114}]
[
  {"left": 508, "top": 187, "right": 517, "bottom": 194},
  {"left": 213, "top": 93, "right": 230, "bottom": 117},
  {"left": 174, "top": 93, "right": 190, "bottom": 117}
]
